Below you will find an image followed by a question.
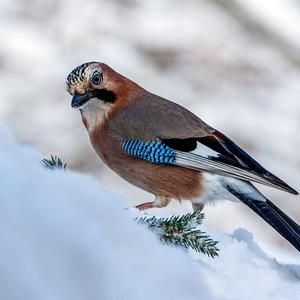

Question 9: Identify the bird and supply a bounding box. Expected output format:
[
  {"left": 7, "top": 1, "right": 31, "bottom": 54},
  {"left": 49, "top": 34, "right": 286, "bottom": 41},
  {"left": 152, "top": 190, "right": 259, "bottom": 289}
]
[{"left": 66, "top": 61, "right": 300, "bottom": 251}]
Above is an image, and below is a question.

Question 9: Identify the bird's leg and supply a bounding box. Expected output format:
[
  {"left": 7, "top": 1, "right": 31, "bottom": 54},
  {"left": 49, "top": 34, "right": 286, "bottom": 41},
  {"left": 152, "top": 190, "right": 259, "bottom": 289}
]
[{"left": 135, "top": 195, "right": 171, "bottom": 211}]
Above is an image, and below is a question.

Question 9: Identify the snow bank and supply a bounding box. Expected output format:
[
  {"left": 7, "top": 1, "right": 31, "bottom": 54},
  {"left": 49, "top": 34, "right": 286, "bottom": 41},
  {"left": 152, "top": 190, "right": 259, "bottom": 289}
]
[
  {"left": 0, "top": 127, "right": 299, "bottom": 300},
  {"left": 0, "top": 127, "right": 211, "bottom": 300},
  {"left": 194, "top": 228, "right": 300, "bottom": 300}
]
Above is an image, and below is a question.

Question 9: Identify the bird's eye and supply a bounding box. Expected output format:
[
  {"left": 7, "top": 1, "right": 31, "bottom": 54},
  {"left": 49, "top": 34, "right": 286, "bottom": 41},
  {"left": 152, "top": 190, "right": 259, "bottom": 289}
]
[{"left": 92, "top": 73, "right": 102, "bottom": 85}]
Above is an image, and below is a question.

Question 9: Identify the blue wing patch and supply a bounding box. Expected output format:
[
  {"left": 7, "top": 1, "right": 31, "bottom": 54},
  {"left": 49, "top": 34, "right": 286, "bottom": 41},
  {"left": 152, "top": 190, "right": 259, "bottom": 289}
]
[{"left": 121, "top": 139, "right": 176, "bottom": 164}]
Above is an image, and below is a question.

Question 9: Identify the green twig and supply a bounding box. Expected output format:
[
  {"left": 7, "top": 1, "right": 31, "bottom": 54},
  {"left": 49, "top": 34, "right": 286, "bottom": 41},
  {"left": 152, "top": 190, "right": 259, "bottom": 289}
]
[
  {"left": 41, "top": 155, "right": 67, "bottom": 170},
  {"left": 137, "top": 211, "right": 219, "bottom": 258}
]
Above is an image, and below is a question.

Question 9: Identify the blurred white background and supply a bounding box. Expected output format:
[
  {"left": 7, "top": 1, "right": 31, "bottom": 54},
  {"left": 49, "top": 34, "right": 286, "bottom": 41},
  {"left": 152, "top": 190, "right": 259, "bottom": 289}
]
[{"left": 1, "top": 0, "right": 300, "bottom": 259}]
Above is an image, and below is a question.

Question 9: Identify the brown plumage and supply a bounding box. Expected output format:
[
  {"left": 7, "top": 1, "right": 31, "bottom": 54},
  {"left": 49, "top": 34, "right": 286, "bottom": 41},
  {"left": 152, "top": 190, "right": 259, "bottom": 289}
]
[
  {"left": 90, "top": 121, "right": 203, "bottom": 202},
  {"left": 66, "top": 62, "right": 300, "bottom": 252}
]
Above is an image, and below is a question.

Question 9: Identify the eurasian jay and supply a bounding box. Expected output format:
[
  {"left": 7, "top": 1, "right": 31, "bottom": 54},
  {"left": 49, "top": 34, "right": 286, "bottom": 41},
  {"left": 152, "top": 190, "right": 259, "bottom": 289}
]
[{"left": 66, "top": 62, "right": 300, "bottom": 251}]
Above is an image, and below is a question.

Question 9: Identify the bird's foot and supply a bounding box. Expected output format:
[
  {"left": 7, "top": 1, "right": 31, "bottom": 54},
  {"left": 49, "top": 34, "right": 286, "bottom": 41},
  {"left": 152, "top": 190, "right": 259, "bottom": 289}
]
[{"left": 135, "top": 201, "right": 156, "bottom": 210}]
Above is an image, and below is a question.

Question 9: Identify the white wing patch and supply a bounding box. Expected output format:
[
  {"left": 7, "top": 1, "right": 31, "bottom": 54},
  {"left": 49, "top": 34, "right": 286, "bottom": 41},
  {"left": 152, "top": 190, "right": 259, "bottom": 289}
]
[{"left": 191, "top": 141, "right": 220, "bottom": 159}]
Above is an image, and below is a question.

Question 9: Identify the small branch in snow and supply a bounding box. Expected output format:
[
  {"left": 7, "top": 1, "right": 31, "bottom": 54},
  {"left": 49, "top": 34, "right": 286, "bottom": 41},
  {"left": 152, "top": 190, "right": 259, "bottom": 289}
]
[
  {"left": 137, "top": 212, "right": 219, "bottom": 258},
  {"left": 41, "top": 155, "right": 67, "bottom": 170}
]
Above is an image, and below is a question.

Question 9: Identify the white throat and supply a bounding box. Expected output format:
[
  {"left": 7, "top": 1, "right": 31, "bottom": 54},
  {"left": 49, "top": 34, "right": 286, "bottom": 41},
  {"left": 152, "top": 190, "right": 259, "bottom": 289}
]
[{"left": 80, "top": 98, "right": 113, "bottom": 131}]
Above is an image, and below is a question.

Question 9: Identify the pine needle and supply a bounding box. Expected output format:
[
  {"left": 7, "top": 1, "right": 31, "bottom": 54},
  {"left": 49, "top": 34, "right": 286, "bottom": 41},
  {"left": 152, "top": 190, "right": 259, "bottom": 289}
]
[{"left": 41, "top": 155, "right": 67, "bottom": 170}]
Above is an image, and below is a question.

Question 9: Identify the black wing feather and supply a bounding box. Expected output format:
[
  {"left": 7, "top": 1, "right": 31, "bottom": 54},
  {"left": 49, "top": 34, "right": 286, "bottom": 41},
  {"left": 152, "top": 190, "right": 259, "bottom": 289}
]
[
  {"left": 162, "top": 130, "right": 298, "bottom": 195},
  {"left": 212, "top": 130, "right": 298, "bottom": 195}
]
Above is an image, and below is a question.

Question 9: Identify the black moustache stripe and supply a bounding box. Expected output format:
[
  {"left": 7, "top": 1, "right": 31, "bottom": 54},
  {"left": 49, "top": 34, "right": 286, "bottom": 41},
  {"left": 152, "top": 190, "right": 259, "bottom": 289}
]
[{"left": 91, "top": 89, "right": 116, "bottom": 103}]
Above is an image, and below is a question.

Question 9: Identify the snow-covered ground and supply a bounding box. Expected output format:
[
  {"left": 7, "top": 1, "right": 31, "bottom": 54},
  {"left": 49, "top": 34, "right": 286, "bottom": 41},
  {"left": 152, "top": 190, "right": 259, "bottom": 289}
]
[
  {"left": 0, "top": 0, "right": 300, "bottom": 255},
  {"left": 0, "top": 127, "right": 299, "bottom": 300},
  {"left": 0, "top": 127, "right": 211, "bottom": 300}
]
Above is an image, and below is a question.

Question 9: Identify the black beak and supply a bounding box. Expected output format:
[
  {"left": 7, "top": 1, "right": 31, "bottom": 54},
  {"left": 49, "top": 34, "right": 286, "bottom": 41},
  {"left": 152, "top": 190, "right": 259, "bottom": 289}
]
[{"left": 71, "top": 92, "right": 90, "bottom": 108}]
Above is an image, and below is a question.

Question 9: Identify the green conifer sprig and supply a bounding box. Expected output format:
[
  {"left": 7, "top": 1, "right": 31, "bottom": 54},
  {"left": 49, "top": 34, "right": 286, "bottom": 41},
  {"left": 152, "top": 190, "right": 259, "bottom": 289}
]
[
  {"left": 41, "top": 155, "right": 67, "bottom": 170},
  {"left": 137, "top": 211, "right": 219, "bottom": 258}
]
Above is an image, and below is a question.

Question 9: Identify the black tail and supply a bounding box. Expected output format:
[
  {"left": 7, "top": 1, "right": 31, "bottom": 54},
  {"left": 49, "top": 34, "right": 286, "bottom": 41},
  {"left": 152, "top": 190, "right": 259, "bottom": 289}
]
[{"left": 226, "top": 183, "right": 300, "bottom": 252}]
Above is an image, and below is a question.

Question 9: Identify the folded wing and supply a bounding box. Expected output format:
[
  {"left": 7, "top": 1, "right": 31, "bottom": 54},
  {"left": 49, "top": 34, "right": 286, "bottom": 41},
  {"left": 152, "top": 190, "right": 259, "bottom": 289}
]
[
  {"left": 163, "top": 131, "right": 298, "bottom": 195},
  {"left": 113, "top": 94, "right": 298, "bottom": 195}
]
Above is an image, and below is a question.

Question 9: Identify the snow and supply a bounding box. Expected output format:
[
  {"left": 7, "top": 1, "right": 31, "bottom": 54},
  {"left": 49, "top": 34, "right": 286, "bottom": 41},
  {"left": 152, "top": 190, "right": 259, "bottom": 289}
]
[
  {"left": 197, "top": 228, "right": 300, "bottom": 300},
  {"left": 0, "top": 127, "right": 213, "bottom": 300},
  {"left": 0, "top": 127, "right": 300, "bottom": 300}
]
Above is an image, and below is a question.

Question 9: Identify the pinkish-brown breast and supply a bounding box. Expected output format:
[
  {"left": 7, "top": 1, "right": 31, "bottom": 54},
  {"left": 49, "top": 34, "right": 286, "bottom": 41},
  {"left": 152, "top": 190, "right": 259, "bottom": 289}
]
[{"left": 89, "top": 122, "right": 203, "bottom": 200}]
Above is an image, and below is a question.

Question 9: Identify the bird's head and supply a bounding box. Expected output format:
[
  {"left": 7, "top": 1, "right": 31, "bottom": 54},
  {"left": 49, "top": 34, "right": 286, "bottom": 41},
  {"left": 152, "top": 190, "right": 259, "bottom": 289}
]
[
  {"left": 66, "top": 62, "right": 142, "bottom": 130},
  {"left": 66, "top": 62, "right": 119, "bottom": 109}
]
